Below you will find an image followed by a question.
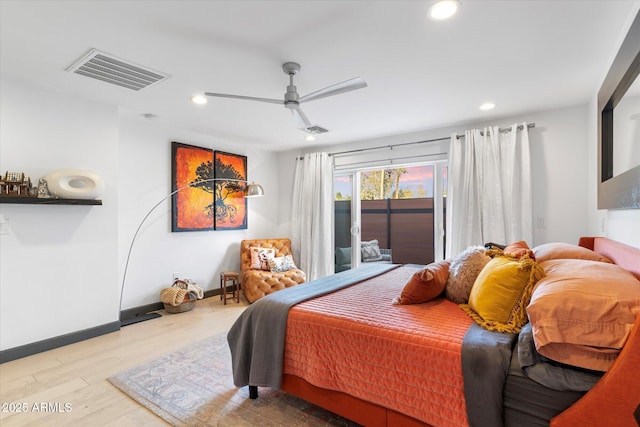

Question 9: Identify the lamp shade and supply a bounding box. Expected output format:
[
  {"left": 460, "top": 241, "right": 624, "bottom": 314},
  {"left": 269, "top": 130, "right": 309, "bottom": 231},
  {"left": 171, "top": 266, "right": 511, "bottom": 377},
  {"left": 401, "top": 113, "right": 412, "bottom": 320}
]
[{"left": 244, "top": 182, "right": 264, "bottom": 198}]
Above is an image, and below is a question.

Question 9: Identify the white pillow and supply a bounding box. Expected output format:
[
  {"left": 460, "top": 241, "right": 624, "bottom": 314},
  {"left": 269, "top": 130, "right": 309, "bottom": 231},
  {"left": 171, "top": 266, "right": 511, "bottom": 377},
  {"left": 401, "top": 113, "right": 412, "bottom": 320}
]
[
  {"left": 268, "top": 255, "right": 297, "bottom": 273},
  {"left": 249, "top": 247, "right": 275, "bottom": 270},
  {"left": 361, "top": 239, "right": 383, "bottom": 262}
]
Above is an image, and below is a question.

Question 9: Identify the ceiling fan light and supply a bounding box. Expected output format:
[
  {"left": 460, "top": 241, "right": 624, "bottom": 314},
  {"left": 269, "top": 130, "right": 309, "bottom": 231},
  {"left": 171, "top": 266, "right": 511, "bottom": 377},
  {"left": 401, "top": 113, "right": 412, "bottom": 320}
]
[
  {"left": 305, "top": 135, "right": 316, "bottom": 141},
  {"left": 480, "top": 102, "right": 495, "bottom": 111},
  {"left": 428, "top": 0, "right": 460, "bottom": 20}
]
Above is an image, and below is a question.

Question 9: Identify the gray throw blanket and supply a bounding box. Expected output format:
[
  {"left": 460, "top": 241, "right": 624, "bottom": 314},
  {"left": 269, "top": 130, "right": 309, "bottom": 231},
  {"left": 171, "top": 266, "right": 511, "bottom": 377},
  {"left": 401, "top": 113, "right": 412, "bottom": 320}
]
[
  {"left": 227, "top": 263, "right": 399, "bottom": 388},
  {"left": 516, "top": 323, "right": 603, "bottom": 392},
  {"left": 462, "top": 323, "right": 516, "bottom": 427}
]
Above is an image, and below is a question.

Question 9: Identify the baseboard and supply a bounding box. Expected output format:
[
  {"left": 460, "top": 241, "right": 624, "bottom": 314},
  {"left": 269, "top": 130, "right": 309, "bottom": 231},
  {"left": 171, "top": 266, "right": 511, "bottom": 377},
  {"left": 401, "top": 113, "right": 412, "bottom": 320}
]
[
  {"left": 120, "top": 302, "right": 164, "bottom": 322},
  {"left": 0, "top": 321, "right": 121, "bottom": 364},
  {"left": 1, "top": 287, "right": 232, "bottom": 363},
  {"left": 118, "top": 287, "right": 223, "bottom": 323}
]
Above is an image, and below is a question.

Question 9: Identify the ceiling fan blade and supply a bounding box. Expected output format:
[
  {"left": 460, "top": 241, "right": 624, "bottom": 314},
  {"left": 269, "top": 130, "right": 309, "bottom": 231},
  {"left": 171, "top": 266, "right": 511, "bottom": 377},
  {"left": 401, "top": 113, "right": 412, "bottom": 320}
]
[
  {"left": 204, "top": 92, "right": 282, "bottom": 105},
  {"left": 298, "top": 77, "right": 367, "bottom": 103},
  {"left": 290, "top": 105, "right": 312, "bottom": 128}
]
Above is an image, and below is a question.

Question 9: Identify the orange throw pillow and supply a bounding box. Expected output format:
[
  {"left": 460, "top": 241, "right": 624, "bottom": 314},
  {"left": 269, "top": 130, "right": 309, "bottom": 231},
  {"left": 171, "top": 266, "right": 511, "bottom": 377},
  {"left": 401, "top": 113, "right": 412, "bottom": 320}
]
[
  {"left": 393, "top": 260, "right": 450, "bottom": 305},
  {"left": 503, "top": 240, "right": 535, "bottom": 260},
  {"left": 528, "top": 259, "right": 640, "bottom": 371},
  {"left": 533, "top": 242, "right": 612, "bottom": 264}
]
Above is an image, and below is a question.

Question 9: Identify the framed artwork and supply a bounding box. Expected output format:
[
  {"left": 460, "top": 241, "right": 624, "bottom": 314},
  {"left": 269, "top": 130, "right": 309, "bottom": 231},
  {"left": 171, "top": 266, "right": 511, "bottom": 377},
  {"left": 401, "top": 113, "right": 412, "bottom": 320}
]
[
  {"left": 171, "top": 142, "right": 215, "bottom": 232},
  {"left": 214, "top": 150, "right": 248, "bottom": 230}
]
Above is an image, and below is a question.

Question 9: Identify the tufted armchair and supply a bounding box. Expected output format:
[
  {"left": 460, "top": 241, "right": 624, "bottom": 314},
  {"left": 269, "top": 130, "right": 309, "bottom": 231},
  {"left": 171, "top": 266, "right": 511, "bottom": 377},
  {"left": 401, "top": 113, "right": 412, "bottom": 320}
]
[{"left": 240, "top": 238, "right": 306, "bottom": 303}]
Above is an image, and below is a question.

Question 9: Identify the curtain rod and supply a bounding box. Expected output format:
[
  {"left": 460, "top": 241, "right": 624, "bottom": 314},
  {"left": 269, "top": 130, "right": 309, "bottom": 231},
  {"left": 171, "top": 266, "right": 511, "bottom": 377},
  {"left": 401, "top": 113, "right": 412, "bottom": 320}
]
[
  {"left": 455, "top": 122, "right": 535, "bottom": 139},
  {"left": 329, "top": 136, "right": 450, "bottom": 157},
  {"left": 326, "top": 122, "right": 536, "bottom": 158},
  {"left": 334, "top": 152, "right": 448, "bottom": 169}
]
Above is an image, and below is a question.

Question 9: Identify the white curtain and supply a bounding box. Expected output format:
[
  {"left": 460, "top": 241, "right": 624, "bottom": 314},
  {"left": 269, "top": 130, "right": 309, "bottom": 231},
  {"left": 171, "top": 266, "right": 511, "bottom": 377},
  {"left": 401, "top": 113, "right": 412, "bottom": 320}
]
[
  {"left": 446, "top": 123, "right": 532, "bottom": 257},
  {"left": 292, "top": 152, "right": 334, "bottom": 280}
]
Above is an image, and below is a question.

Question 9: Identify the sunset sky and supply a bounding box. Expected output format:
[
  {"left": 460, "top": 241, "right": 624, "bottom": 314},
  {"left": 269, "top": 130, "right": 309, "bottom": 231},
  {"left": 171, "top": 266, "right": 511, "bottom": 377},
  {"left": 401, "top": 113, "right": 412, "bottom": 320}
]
[{"left": 335, "top": 165, "right": 444, "bottom": 199}]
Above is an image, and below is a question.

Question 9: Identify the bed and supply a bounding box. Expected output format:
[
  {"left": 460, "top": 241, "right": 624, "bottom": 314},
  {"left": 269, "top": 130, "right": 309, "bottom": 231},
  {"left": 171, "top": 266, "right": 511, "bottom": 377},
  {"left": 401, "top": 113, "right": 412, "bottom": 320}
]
[{"left": 227, "top": 237, "right": 640, "bottom": 427}]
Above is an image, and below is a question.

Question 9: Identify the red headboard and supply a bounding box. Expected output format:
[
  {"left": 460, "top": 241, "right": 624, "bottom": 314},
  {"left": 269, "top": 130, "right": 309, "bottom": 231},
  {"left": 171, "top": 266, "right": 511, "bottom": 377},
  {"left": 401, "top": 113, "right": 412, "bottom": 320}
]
[{"left": 579, "top": 237, "right": 640, "bottom": 280}]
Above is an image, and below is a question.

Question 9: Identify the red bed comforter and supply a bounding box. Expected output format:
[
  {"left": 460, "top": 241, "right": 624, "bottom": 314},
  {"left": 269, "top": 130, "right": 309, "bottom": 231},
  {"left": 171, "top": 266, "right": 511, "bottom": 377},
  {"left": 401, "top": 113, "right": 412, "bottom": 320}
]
[{"left": 283, "top": 266, "right": 473, "bottom": 427}]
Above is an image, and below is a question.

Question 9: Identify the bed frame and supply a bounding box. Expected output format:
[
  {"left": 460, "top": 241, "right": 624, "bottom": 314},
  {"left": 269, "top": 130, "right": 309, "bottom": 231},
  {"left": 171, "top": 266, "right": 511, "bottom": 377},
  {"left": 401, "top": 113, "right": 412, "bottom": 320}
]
[{"left": 268, "top": 237, "right": 640, "bottom": 427}]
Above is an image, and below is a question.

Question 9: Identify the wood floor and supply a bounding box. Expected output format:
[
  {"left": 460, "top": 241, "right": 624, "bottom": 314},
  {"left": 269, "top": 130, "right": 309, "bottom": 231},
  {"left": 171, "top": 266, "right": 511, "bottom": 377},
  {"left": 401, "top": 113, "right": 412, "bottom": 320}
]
[{"left": 0, "top": 296, "right": 249, "bottom": 426}]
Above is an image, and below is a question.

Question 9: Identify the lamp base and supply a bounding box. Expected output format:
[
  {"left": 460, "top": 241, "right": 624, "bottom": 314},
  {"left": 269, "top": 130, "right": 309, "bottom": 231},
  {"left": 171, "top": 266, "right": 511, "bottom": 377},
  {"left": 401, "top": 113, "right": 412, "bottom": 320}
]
[{"left": 120, "top": 312, "right": 162, "bottom": 327}]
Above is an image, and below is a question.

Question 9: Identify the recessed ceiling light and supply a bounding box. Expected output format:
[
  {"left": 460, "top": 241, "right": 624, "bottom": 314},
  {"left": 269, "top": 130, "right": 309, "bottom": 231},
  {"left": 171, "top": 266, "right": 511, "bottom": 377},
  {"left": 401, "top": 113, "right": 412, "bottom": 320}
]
[
  {"left": 305, "top": 135, "right": 316, "bottom": 142},
  {"left": 191, "top": 95, "right": 208, "bottom": 105},
  {"left": 428, "top": 0, "right": 460, "bottom": 20},
  {"left": 480, "top": 102, "right": 495, "bottom": 111}
]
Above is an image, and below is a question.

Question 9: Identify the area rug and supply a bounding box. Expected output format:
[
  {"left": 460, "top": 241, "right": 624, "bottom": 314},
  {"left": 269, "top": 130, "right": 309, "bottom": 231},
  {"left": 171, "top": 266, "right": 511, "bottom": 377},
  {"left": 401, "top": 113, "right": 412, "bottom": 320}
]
[{"left": 108, "top": 332, "right": 359, "bottom": 426}]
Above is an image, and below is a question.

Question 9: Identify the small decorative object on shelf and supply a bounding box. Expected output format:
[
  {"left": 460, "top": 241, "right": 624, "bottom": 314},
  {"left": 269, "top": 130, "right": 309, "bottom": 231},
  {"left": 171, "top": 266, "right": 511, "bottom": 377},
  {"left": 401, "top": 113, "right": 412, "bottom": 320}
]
[
  {"left": 0, "top": 170, "right": 102, "bottom": 205},
  {"left": 36, "top": 177, "right": 52, "bottom": 198},
  {"left": 46, "top": 169, "right": 105, "bottom": 200},
  {"left": 0, "top": 172, "right": 36, "bottom": 197}
]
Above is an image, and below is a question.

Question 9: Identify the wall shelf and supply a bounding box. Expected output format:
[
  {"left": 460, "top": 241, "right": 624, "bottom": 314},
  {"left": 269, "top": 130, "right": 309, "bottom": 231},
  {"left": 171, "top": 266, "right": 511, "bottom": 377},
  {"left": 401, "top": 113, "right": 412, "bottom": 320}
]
[{"left": 0, "top": 197, "right": 102, "bottom": 205}]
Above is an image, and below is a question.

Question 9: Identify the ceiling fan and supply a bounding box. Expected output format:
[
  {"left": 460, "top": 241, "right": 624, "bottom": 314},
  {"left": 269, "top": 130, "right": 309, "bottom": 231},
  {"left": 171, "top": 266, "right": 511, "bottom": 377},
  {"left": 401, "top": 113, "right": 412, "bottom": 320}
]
[{"left": 205, "top": 62, "right": 367, "bottom": 134}]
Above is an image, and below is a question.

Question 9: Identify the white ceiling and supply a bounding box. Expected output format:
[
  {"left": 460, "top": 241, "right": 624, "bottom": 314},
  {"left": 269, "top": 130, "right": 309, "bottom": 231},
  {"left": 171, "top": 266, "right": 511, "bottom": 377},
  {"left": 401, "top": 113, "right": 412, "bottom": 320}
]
[{"left": 1, "top": 1, "right": 637, "bottom": 151}]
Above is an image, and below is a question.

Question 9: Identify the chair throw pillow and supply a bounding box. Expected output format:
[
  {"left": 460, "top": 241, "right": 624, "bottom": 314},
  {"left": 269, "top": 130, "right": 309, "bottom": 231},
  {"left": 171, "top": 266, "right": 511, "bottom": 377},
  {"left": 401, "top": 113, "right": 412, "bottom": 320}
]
[
  {"left": 268, "top": 255, "right": 298, "bottom": 273},
  {"left": 335, "top": 247, "right": 352, "bottom": 266},
  {"left": 393, "top": 260, "right": 450, "bottom": 305},
  {"left": 445, "top": 246, "right": 491, "bottom": 304},
  {"left": 249, "top": 246, "right": 276, "bottom": 270},
  {"left": 361, "top": 239, "right": 383, "bottom": 262}
]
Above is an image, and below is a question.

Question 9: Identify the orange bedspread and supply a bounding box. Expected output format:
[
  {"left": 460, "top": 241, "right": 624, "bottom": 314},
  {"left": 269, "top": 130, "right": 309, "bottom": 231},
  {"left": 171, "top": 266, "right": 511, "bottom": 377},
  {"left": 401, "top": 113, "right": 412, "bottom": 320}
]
[{"left": 283, "top": 266, "right": 474, "bottom": 427}]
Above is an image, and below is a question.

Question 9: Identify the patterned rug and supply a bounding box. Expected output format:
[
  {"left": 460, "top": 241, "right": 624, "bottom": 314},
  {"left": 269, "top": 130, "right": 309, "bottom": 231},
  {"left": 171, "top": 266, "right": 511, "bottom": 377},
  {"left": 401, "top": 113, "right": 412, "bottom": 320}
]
[{"left": 108, "top": 332, "right": 359, "bottom": 426}]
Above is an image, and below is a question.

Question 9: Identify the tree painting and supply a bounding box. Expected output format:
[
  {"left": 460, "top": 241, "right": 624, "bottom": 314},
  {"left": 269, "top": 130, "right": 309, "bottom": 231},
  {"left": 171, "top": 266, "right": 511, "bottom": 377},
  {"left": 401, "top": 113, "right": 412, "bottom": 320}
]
[
  {"left": 213, "top": 151, "right": 247, "bottom": 230},
  {"left": 171, "top": 142, "right": 215, "bottom": 232},
  {"left": 190, "top": 160, "right": 215, "bottom": 218}
]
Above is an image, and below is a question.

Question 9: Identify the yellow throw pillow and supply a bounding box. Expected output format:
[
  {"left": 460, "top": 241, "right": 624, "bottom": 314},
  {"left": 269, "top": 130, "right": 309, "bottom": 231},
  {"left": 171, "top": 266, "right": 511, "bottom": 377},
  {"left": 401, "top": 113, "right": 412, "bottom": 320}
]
[{"left": 461, "top": 255, "right": 544, "bottom": 334}]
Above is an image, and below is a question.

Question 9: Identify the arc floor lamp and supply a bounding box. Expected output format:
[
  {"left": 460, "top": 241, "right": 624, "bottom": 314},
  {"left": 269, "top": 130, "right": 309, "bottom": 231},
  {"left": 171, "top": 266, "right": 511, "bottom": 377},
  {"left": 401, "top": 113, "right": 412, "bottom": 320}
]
[{"left": 119, "top": 178, "right": 264, "bottom": 326}]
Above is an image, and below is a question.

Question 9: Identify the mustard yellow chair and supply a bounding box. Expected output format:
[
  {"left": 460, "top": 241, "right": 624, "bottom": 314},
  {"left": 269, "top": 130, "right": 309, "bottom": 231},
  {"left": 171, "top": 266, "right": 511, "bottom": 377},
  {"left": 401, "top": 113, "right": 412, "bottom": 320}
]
[{"left": 240, "top": 238, "right": 306, "bottom": 303}]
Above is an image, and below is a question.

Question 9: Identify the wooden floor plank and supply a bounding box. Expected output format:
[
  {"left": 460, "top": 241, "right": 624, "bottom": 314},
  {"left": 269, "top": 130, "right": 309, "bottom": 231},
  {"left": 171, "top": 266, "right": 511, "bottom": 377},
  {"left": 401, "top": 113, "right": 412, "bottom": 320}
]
[{"left": 0, "top": 296, "right": 248, "bottom": 426}]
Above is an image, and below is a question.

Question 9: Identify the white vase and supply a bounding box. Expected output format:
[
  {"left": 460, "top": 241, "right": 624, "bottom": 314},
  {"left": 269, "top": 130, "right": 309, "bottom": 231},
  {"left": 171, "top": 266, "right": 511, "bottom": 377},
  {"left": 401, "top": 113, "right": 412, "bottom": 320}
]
[{"left": 46, "top": 169, "right": 105, "bottom": 200}]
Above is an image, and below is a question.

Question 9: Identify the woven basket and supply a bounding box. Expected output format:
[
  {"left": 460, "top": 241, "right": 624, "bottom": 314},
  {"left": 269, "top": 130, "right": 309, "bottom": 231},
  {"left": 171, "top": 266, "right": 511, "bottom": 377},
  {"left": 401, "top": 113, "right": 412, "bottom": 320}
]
[
  {"left": 163, "top": 279, "right": 196, "bottom": 314},
  {"left": 164, "top": 293, "right": 196, "bottom": 313}
]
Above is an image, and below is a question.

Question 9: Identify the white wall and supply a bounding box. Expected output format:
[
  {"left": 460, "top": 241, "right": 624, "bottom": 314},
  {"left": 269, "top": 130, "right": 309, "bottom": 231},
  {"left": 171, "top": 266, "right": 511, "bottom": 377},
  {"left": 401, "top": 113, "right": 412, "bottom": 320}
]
[
  {"left": 117, "top": 116, "right": 280, "bottom": 310},
  {"left": 278, "top": 103, "right": 593, "bottom": 249},
  {"left": 0, "top": 78, "right": 280, "bottom": 352},
  {"left": 0, "top": 77, "right": 119, "bottom": 350}
]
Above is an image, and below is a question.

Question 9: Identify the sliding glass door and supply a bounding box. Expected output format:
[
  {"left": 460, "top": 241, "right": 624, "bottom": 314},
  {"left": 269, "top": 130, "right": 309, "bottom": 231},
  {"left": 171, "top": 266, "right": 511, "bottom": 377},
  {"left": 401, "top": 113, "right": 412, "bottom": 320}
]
[
  {"left": 334, "top": 172, "right": 360, "bottom": 272},
  {"left": 334, "top": 162, "right": 446, "bottom": 272}
]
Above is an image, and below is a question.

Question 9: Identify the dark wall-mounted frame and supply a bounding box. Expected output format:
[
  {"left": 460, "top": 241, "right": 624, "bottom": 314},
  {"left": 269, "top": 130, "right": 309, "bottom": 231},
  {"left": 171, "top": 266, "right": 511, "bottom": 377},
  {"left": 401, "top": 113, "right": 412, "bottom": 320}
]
[
  {"left": 171, "top": 141, "right": 215, "bottom": 232},
  {"left": 598, "top": 11, "right": 640, "bottom": 209}
]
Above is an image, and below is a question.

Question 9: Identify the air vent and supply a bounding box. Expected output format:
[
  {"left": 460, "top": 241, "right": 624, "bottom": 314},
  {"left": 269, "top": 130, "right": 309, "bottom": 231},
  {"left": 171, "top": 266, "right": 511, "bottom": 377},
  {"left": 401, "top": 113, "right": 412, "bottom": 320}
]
[
  {"left": 303, "top": 125, "right": 329, "bottom": 134},
  {"left": 66, "top": 49, "right": 170, "bottom": 91}
]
